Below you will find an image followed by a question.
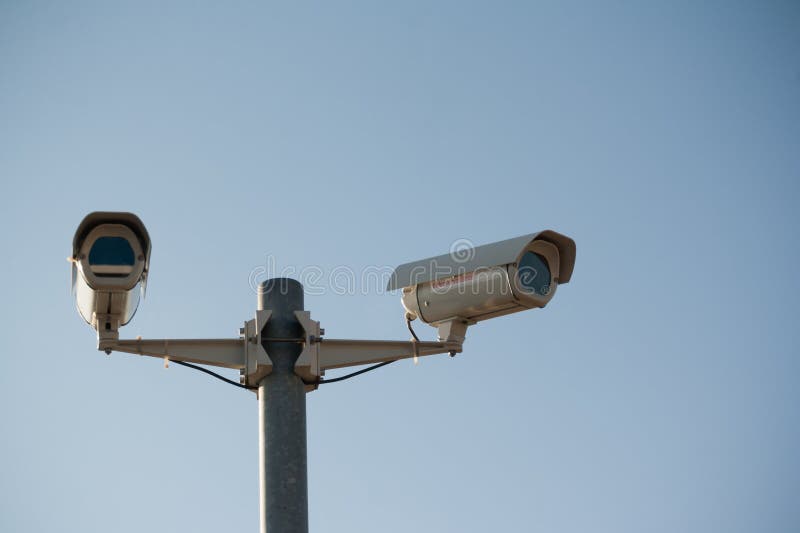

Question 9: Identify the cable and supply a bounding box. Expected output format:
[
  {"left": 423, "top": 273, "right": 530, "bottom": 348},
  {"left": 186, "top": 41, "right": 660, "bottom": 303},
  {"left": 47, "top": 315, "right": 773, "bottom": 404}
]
[
  {"left": 171, "top": 360, "right": 257, "bottom": 391},
  {"left": 315, "top": 360, "right": 396, "bottom": 385},
  {"left": 406, "top": 317, "right": 421, "bottom": 342},
  {"left": 316, "top": 318, "right": 419, "bottom": 384},
  {"left": 171, "top": 357, "right": 395, "bottom": 390}
]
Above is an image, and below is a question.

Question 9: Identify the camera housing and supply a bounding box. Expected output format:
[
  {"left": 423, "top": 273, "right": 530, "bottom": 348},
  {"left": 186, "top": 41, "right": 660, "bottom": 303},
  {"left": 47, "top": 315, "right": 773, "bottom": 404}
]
[
  {"left": 71, "top": 212, "right": 151, "bottom": 339},
  {"left": 388, "top": 231, "right": 575, "bottom": 328}
]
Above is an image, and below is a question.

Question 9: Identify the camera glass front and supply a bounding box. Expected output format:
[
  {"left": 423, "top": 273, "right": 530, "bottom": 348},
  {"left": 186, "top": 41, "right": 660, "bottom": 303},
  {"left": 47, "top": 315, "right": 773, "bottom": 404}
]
[
  {"left": 517, "top": 252, "right": 551, "bottom": 297},
  {"left": 89, "top": 236, "right": 135, "bottom": 276}
]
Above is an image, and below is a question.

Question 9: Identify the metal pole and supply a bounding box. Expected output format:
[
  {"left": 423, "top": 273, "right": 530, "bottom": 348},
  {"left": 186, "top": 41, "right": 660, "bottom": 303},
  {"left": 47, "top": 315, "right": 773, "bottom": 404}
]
[{"left": 258, "top": 278, "right": 308, "bottom": 533}]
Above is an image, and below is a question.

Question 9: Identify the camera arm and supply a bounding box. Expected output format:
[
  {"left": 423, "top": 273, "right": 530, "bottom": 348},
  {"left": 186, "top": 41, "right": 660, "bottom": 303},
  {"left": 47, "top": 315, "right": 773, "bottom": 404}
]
[{"left": 98, "top": 311, "right": 466, "bottom": 390}]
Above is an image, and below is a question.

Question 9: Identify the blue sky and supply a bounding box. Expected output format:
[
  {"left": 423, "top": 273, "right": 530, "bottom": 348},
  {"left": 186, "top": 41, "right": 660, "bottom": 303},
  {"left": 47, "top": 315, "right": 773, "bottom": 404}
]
[{"left": 1, "top": 2, "right": 798, "bottom": 532}]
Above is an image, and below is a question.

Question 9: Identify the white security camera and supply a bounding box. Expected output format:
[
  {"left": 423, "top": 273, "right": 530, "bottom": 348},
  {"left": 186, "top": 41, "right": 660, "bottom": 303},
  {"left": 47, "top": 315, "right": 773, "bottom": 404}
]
[
  {"left": 71, "top": 212, "right": 151, "bottom": 345},
  {"left": 387, "top": 231, "right": 575, "bottom": 335}
]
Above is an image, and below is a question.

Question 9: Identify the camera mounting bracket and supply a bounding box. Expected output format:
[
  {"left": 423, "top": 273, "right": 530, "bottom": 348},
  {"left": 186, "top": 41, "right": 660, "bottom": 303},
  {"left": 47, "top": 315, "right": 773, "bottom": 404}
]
[{"left": 101, "top": 308, "right": 465, "bottom": 393}]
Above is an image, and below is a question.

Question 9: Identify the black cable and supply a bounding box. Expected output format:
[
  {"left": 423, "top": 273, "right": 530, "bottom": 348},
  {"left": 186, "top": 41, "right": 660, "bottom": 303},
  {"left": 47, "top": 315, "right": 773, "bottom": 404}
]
[
  {"left": 316, "top": 318, "right": 419, "bottom": 385},
  {"left": 171, "top": 360, "right": 257, "bottom": 391},
  {"left": 171, "top": 357, "right": 395, "bottom": 390},
  {"left": 315, "top": 360, "right": 396, "bottom": 385},
  {"left": 307, "top": 318, "right": 419, "bottom": 385},
  {"left": 406, "top": 318, "right": 421, "bottom": 342}
]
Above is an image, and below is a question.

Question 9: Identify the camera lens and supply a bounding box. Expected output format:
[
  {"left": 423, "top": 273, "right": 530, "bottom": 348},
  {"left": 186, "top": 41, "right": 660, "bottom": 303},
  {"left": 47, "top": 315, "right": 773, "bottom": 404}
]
[
  {"left": 517, "top": 252, "right": 551, "bottom": 296},
  {"left": 89, "top": 236, "right": 135, "bottom": 276}
]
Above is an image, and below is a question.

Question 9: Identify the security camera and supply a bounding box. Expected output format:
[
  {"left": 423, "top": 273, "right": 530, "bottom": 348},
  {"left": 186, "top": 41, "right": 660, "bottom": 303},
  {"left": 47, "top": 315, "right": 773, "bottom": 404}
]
[
  {"left": 71, "top": 212, "right": 151, "bottom": 345},
  {"left": 387, "top": 231, "right": 575, "bottom": 337}
]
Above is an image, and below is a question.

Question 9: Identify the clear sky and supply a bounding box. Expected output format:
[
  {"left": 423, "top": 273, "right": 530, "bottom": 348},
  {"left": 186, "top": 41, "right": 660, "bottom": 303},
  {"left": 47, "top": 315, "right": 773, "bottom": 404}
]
[{"left": 1, "top": 2, "right": 798, "bottom": 532}]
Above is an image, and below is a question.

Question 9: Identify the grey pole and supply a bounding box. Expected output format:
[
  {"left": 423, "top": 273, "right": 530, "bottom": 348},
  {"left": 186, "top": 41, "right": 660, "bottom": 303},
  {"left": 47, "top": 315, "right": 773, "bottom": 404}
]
[{"left": 258, "top": 278, "right": 309, "bottom": 533}]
